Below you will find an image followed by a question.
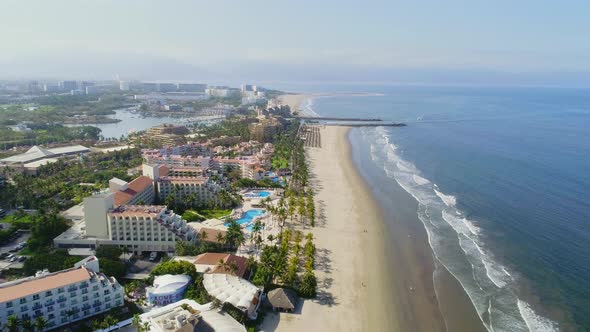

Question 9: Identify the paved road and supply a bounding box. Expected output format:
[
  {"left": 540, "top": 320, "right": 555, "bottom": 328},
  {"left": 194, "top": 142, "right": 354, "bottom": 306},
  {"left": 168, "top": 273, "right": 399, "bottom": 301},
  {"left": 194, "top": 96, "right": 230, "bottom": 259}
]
[{"left": 0, "top": 231, "right": 31, "bottom": 271}]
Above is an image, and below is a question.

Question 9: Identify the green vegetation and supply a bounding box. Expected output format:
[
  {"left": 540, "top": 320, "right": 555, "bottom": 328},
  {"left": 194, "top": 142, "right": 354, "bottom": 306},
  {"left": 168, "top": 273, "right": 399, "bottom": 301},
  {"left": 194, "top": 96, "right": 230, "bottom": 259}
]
[
  {"left": 234, "top": 178, "right": 284, "bottom": 189},
  {"left": 164, "top": 189, "right": 240, "bottom": 215},
  {"left": 94, "top": 245, "right": 126, "bottom": 279},
  {"left": 0, "top": 125, "right": 101, "bottom": 149},
  {"left": 270, "top": 120, "right": 300, "bottom": 170},
  {"left": 250, "top": 229, "right": 317, "bottom": 298},
  {"left": 184, "top": 274, "right": 213, "bottom": 304},
  {"left": 150, "top": 260, "right": 198, "bottom": 281},
  {"left": 198, "top": 209, "right": 232, "bottom": 219},
  {"left": 0, "top": 211, "right": 70, "bottom": 250},
  {"left": 194, "top": 119, "right": 250, "bottom": 141},
  {"left": 23, "top": 249, "right": 80, "bottom": 275},
  {"left": 181, "top": 209, "right": 232, "bottom": 221},
  {"left": 0, "top": 148, "right": 143, "bottom": 210}
]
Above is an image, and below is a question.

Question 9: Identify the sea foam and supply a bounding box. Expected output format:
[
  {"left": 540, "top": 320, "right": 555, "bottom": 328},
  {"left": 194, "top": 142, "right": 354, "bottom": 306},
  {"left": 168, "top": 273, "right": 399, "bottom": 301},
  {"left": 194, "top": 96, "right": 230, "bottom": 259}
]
[
  {"left": 360, "top": 126, "right": 558, "bottom": 332},
  {"left": 518, "top": 300, "right": 559, "bottom": 332},
  {"left": 434, "top": 187, "right": 457, "bottom": 207}
]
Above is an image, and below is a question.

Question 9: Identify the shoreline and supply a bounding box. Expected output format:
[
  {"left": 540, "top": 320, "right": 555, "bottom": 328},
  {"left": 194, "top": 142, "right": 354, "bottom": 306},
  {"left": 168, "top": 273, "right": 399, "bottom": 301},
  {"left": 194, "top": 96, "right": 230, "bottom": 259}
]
[
  {"left": 347, "top": 128, "right": 487, "bottom": 332},
  {"left": 261, "top": 126, "right": 395, "bottom": 331},
  {"left": 262, "top": 125, "right": 486, "bottom": 331}
]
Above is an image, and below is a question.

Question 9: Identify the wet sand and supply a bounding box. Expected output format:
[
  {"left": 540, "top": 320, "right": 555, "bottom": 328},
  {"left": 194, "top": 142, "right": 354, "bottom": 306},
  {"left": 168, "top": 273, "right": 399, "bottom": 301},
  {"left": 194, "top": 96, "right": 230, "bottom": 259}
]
[{"left": 262, "top": 126, "right": 485, "bottom": 331}]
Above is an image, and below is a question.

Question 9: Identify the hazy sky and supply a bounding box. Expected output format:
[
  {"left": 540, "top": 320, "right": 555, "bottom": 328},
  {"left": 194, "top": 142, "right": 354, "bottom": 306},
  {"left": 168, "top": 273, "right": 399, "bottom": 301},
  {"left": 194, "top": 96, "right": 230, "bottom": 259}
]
[{"left": 1, "top": 0, "right": 590, "bottom": 85}]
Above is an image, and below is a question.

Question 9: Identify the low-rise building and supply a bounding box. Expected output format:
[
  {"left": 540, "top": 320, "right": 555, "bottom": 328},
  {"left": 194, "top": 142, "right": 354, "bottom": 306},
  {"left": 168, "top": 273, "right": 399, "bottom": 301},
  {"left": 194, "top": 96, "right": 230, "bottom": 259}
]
[
  {"left": 194, "top": 253, "right": 249, "bottom": 278},
  {"left": 146, "top": 274, "right": 192, "bottom": 306},
  {"left": 139, "top": 299, "right": 245, "bottom": 332},
  {"left": 0, "top": 145, "right": 90, "bottom": 175},
  {"left": 0, "top": 256, "right": 123, "bottom": 331},
  {"left": 202, "top": 273, "right": 262, "bottom": 319}
]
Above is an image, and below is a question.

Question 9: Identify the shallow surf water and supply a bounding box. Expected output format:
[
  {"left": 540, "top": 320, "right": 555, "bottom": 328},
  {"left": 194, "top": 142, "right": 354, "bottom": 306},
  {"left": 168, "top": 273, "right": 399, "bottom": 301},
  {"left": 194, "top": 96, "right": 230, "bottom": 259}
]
[{"left": 303, "top": 85, "right": 590, "bottom": 331}]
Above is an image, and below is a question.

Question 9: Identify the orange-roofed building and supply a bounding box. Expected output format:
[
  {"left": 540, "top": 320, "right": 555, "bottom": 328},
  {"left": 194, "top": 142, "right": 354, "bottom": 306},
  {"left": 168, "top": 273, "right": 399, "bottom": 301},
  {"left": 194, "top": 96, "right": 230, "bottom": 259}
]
[
  {"left": 194, "top": 253, "right": 250, "bottom": 278},
  {"left": 0, "top": 256, "right": 123, "bottom": 330}
]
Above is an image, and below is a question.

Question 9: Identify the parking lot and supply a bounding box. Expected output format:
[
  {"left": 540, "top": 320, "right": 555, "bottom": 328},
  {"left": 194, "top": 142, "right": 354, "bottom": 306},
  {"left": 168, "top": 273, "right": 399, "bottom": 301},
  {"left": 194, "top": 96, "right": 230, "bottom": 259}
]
[
  {"left": 124, "top": 254, "right": 162, "bottom": 279},
  {"left": 0, "top": 231, "right": 31, "bottom": 271}
]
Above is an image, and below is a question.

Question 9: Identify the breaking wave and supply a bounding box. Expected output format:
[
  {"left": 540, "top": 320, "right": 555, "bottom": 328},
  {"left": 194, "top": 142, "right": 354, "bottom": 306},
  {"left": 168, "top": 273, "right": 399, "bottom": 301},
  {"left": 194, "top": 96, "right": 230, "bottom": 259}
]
[{"left": 360, "top": 126, "right": 559, "bottom": 332}]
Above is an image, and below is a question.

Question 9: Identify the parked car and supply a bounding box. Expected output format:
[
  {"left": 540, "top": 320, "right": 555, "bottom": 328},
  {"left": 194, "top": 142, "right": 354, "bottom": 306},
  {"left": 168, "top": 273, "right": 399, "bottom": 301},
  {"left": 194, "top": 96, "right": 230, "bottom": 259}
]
[
  {"left": 0, "top": 253, "right": 8, "bottom": 259},
  {"left": 18, "top": 256, "right": 26, "bottom": 262},
  {"left": 6, "top": 253, "right": 15, "bottom": 259},
  {"left": 9, "top": 256, "right": 17, "bottom": 262}
]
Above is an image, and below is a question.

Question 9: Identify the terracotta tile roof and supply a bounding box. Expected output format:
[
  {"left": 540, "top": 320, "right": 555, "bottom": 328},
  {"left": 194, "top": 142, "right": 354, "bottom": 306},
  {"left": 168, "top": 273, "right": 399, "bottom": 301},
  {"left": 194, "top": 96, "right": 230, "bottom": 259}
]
[
  {"left": 194, "top": 253, "right": 248, "bottom": 278},
  {"left": 0, "top": 268, "right": 91, "bottom": 303},
  {"left": 196, "top": 228, "right": 227, "bottom": 244},
  {"left": 113, "top": 176, "right": 153, "bottom": 205},
  {"left": 194, "top": 253, "right": 228, "bottom": 265}
]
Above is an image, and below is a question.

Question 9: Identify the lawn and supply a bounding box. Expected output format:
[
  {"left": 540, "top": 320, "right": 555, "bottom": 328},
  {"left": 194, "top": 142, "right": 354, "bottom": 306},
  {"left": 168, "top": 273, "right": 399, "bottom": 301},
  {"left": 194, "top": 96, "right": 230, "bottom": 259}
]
[{"left": 182, "top": 209, "right": 232, "bottom": 221}]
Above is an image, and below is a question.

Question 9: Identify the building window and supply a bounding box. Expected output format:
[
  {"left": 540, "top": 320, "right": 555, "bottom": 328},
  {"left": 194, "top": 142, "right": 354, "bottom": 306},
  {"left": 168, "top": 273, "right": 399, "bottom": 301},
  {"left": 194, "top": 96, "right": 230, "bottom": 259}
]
[
  {"left": 58, "top": 288, "right": 64, "bottom": 293},
  {"left": 33, "top": 294, "right": 40, "bottom": 300},
  {"left": 45, "top": 291, "right": 53, "bottom": 297},
  {"left": 6, "top": 301, "right": 13, "bottom": 308},
  {"left": 20, "top": 306, "right": 28, "bottom": 312}
]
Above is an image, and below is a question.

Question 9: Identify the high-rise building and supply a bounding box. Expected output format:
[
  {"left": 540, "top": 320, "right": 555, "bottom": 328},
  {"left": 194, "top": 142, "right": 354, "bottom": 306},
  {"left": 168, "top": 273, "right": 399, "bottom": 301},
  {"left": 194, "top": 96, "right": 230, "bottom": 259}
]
[
  {"left": 60, "top": 80, "right": 78, "bottom": 91},
  {"left": 158, "top": 83, "right": 177, "bottom": 93},
  {"left": 43, "top": 84, "right": 60, "bottom": 93},
  {"left": 177, "top": 83, "right": 207, "bottom": 93},
  {"left": 119, "top": 81, "right": 130, "bottom": 91}
]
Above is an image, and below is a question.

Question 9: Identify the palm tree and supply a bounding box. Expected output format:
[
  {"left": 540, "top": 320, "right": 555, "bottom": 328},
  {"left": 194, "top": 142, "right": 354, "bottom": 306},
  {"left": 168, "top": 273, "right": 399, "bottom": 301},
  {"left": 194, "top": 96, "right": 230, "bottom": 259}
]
[
  {"left": 287, "top": 191, "right": 296, "bottom": 222},
  {"left": 122, "top": 246, "right": 131, "bottom": 262},
  {"left": 132, "top": 313, "right": 151, "bottom": 332},
  {"left": 6, "top": 315, "right": 20, "bottom": 332},
  {"left": 34, "top": 316, "right": 47, "bottom": 332},
  {"left": 21, "top": 319, "right": 34, "bottom": 332},
  {"left": 215, "top": 232, "right": 225, "bottom": 249},
  {"left": 200, "top": 230, "right": 208, "bottom": 243},
  {"left": 295, "top": 195, "right": 304, "bottom": 223}
]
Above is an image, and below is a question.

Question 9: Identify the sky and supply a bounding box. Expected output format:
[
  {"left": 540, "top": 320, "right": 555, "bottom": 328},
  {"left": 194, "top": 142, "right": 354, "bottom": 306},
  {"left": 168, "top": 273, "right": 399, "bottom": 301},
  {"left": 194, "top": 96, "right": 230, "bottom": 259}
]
[{"left": 1, "top": 0, "right": 590, "bottom": 86}]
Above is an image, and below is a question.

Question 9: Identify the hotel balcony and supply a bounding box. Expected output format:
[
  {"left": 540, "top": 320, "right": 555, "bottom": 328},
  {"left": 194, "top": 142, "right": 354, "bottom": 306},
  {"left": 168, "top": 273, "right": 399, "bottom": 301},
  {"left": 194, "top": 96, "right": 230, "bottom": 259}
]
[{"left": 45, "top": 300, "right": 55, "bottom": 306}]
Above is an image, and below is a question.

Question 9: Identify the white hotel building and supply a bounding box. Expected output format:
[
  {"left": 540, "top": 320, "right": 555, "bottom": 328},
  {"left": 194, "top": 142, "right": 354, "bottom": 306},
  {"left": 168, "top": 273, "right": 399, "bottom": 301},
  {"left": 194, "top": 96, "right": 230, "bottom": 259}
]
[
  {"left": 54, "top": 194, "right": 197, "bottom": 253},
  {"left": 0, "top": 256, "right": 123, "bottom": 331}
]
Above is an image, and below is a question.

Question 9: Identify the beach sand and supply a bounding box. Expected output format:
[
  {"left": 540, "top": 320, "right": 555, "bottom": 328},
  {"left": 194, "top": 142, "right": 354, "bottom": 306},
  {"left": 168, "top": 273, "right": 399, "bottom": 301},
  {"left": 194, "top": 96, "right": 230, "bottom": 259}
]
[
  {"left": 261, "top": 126, "right": 486, "bottom": 331},
  {"left": 277, "top": 94, "right": 311, "bottom": 116}
]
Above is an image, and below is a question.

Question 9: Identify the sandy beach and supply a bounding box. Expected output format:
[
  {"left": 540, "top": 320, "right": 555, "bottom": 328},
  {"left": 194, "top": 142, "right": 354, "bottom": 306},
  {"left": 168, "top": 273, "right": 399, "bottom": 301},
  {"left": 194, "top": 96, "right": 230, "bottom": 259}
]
[
  {"left": 262, "top": 125, "right": 486, "bottom": 332},
  {"left": 261, "top": 125, "right": 394, "bottom": 331},
  {"left": 277, "top": 94, "right": 310, "bottom": 115}
]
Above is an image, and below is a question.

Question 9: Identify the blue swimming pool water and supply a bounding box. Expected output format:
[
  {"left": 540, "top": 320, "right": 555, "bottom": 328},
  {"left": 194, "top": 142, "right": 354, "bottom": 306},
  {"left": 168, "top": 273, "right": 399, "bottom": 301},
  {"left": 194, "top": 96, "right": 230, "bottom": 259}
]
[
  {"left": 226, "top": 209, "right": 266, "bottom": 231},
  {"left": 243, "top": 191, "right": 271, "bottom": 198}
]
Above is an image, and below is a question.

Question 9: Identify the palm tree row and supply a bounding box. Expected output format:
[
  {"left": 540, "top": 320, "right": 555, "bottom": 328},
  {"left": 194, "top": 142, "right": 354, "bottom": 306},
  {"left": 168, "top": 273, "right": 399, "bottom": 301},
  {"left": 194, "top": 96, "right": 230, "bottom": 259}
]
[{"left": 4, "top": 315, "right": 47, "bottom": 332}]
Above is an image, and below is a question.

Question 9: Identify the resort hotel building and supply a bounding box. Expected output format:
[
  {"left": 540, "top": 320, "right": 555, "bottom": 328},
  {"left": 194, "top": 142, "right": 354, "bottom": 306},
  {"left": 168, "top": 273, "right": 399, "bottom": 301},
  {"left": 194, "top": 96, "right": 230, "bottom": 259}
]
[
  {"left": 0, "top": 256, "right": 123, "bottom": 331},
  {"left": 142, "top": 164, "right": 221, "bottom": 204},
  {"left": 54, "top": 192, "right": 197, "bottom": 253}
]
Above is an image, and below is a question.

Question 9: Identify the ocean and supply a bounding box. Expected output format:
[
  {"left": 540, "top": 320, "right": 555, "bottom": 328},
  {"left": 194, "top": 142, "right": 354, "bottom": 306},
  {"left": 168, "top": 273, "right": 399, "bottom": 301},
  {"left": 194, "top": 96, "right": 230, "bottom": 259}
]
[{"left": 294, "top": 85, "right": 590, "bottom": 331}]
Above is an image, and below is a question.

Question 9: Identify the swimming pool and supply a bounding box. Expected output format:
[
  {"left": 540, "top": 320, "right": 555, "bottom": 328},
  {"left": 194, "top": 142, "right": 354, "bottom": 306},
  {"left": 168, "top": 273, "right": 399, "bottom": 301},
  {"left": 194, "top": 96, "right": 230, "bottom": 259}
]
[
  {"left": 243, "top": 191, "right": 271, "bottom": 198},
  {"left": 226, "top": 209, "right": 266, "bottom": 231}
]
